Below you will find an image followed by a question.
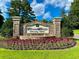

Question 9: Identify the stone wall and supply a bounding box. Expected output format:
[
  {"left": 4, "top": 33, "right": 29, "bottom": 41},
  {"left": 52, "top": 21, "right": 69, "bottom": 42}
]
[{"left": 12, "top": 16, "right": 61, "bottom": 38}]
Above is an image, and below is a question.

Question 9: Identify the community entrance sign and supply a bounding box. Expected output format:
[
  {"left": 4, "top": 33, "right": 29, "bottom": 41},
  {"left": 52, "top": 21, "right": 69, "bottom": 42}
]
[
  {"left": 27, "top": 25, "right": 49, "bottom": 34},
  {"left": 12, "top": 16, "right": 61, "bottom": 39}
]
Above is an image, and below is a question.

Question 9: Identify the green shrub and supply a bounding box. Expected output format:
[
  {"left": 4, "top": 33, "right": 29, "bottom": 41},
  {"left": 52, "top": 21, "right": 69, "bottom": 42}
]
[
  {"left": 61, "top": 27, "right": 74, "bottom": 37},
  {"left": 0, "top": 19, "right": 13, "bottom": 37},
  {"left": 0, "top": 36, "right": 6, "bottom": 40}
]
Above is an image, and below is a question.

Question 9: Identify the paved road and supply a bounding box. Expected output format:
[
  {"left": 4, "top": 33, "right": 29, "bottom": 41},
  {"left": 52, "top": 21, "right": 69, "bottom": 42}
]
[{"left": 73, "top": 34, "right": 79, "bottom": 39}]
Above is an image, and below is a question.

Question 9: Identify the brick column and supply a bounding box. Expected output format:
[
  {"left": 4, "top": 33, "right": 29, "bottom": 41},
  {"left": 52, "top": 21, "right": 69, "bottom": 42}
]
[
  {"left": 53, "top": 17, "right": 61, "bottom": 37},
  {"left": 12, "top": 16, "right": 21, "bottom": 37}
]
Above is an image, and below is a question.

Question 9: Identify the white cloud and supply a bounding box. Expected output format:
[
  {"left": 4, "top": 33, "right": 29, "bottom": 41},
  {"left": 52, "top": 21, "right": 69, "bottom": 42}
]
[
  {"left": 30, "top": 0, "right": 37, "bottom": 7},
  {"left": 65, "top": 0, "right": 74, "bottom": 11},
  {"left": 44, "top": 0, "right": 66, "bottom": 8},
  {"left": 31, "top": 0, "right": 45, "bottom": 16},
  {"left": 68, "top": 0, "right": 74, "bottom": 3},
  {"left": 30, "top": 0, "right": 74, "bottom": 19},
  {"left": 43, "top": 12, "right": 52, "bottom": 19},
  {"left": 0, "top": 0, "right": 74, "bottom": 19},
  {"left": 65, "top": 2, "right": 71, "bottom": 11},
  {"left": 0, "top": 0, "right": 11, "bottom": 18},
  {"left": 45, "top": 0, "right": 74, "bottom": 9},
  {"left": 0, "top": 0, "right": 11, "bottom": 12},
  {"left": 55, "top": 1, "right": 65, "bottom": 8},
  {"left": 45, "top": 0, "right": 56, "bottom": 5}
]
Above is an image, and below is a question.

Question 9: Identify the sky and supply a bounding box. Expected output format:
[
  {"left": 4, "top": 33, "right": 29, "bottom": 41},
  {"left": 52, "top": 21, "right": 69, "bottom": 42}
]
[
  {"left": 0, "top": 0, "right": 74, "bottom": 21},
  {"left": 0, "top": 0, "right": 11, "bottom": 19}
]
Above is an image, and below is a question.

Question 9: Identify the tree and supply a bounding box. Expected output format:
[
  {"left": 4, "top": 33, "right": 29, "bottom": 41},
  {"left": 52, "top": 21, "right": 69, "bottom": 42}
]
[
  {"left": 42, "top": 19, "right": 48, "bottom": 23},
  {"left": 0, "top": 18, "right": 13, "bottom": 37},
  {"left": 0, "top": 15, "right": 4, "bottom": 28},
  {"left": 61, "top": 16, "right": 74, "bottom": 37},
  {"left": 71, "top": 0, "right": 79, "bottom": 17},
  {"left": 0, "top": 10, "right": 4, "bottom": 28},
  {"left": 70, "top": 0, "right": 79, "bottom": 29},
  {"left": 61, "top": 0, "right": 79, "bottom": 37},
  {"left": 10, "top": 0, "right": 36, "bottom": 23},
  {"left": 61, "top": 27, "right": 74, "bottom": 37}
]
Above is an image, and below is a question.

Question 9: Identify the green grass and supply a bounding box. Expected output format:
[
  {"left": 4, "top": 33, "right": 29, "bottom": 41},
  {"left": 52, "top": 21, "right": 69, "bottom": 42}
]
[
  {"left": 73, "top": 29, "right": 79, "bottom": 34},
  {"left": 0, "top": 40, "right": 78, "bottom": 59}
]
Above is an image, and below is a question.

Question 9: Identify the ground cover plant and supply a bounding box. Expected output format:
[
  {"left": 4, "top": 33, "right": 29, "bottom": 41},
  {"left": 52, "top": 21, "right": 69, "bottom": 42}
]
[{"left": 0, "top": 37, "right": 76, "bottom": 50}]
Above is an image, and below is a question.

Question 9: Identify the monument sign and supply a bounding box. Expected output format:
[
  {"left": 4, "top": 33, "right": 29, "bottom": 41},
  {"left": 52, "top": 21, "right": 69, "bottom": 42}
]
[
  {"left": 27, "top": 25, "right": 49, "bottom": 34},
  {"left": 12, "top": 16, "right": 61, "bottom": 39}
]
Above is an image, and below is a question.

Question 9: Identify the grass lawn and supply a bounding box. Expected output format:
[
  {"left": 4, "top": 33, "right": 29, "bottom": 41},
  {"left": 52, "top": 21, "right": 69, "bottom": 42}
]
[
  {"left": 0, "top": 40, "right": 78, "bottom": 59},
  {"left": 73, "top": 29, "right": 79, "bottom": 34}
]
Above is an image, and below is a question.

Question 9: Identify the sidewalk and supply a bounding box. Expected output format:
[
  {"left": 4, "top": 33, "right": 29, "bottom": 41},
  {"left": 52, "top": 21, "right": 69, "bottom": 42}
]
[{"left": 73, "top": 34, "right": 79, "bottom": 39}]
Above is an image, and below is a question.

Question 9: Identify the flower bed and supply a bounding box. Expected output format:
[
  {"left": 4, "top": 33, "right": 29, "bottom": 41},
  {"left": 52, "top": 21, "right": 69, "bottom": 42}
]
[{"left": 0, "top": 37, "right": 76, "bottom": 50}]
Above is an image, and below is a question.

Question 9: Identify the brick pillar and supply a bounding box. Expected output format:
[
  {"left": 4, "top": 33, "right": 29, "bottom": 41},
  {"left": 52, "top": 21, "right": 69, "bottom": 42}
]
[
  {"left": 53, "top": 17, "right": 61, "bottom": 37},
  {"left": 12, "top": 16, "right": 21, "bottom": 37}
]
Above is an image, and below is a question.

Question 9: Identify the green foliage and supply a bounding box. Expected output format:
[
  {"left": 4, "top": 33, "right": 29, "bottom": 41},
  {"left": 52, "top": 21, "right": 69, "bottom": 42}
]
[
  {"left": 69, "top": 0, "right": 79, "bottom": 29},
  {"left": 0, "top": 36, "right": 6, "bottom": 40},
  {"left": 10, "top": 0, "right": 36, "bottom": 23},
  {"left": 48, "top": 20, "right": 52, "bottom": 23},
  {"left": 62, "top": 16, "right": 76, "bottom": 29},
  {"left": 0, "top": 15, "right": 4, "bottom": 29},
  {"left": 61, "top": 16, "right": 74, "bottom": 37},
  {"left": 71, "top": 0, "right": 79, "bottom": 17},
  {"left": 61, "top": 0, "right": 79, "bottom": 37},
  {"left": 42, "top": 19, "right": 48, "bottom": 23},
  {"left": 0, "top": 19, "right": 13, "bottom": 37},
  {"left": 61, "top": 27, "right": 74, "bottom": 37}
]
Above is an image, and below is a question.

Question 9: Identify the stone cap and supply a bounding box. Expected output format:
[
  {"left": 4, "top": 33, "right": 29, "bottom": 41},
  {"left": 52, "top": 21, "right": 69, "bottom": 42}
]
[
  {"left": 53, "top": 17, "right": 62, "bottom": 22},
  {"left": 12, "top": 16, "right": 21, "bottom": 21}
]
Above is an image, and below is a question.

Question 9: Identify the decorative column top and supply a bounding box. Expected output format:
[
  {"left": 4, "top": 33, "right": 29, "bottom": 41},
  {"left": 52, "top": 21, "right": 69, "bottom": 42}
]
[
  {"left": 53, "top": 17, "right": 62, "bottom": 22},
  {"left": 12, "top": 16, "right": 21, "bottom": 21}
]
